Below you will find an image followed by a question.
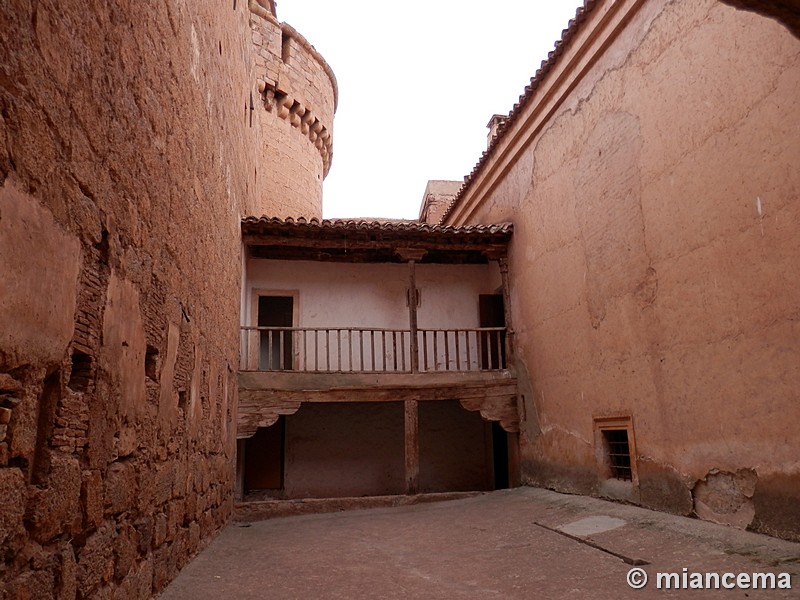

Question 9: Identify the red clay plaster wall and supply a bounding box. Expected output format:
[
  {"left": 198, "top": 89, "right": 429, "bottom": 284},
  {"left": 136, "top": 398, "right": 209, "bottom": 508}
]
[{"left": 448, "top": 0, "right": 800, "bottom": 540}]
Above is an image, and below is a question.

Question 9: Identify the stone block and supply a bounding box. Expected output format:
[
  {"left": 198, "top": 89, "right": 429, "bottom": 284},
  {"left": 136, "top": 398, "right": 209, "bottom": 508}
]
[
  {"left": 0, "top": 468, "right": 27, "bottom": 554},
  {"left": 6, "top": 568, "right": 56, "bottom": 600},
  {"left": 113, "top": 523, "right": 139, "bottom": 581},
  {"left": 114, "top": 426, "right": 138, "bottom": 459},
  {"left": 184, "top": 488, "right": 197, "bottom": 522},
  {"left": 155, "top": 463, "right": 174, "bottom": 506},
  {"left": 77, "top": 526, "right": 115, "bottom": 598},
  {"left": 56, "top": 541, "right": 77, "bottom": 600},
  {"left": 188, "top": 521, "right": 201, "bottom": 550},
  {"left": 9, "top": 384, "right": 38, "bottom": 460},
  {"left": 172, "top": 460, "right": 186, "bottom": 499},
  {"left": 133, "top": 517, "right": 153, "bottom": 554},
  {"left": 104, "top": 461, "right": 136, "bottom": 516},
  {"left": 153, "top": 513, "right": 167, "bottom": 548},
  {"left": 199, "top": 510, "right": 214, "bottom": 539},
  {"left": 100, "top": 274, "right": 147, "bottom": 420},
  {"left": 0, "top": 374, "right": 22, "bottom": 392},
  {"left": 81, "top": 469, "right": 103, "bottom": 529},
  {"left": 135, "top": 464, "right": 156, "bottom": 513},
  {"left": 172, "top": 527, "right": 190, "bottom": 571},
  {"left": 152, "top": 543, "right": 178, "bottom": 593},
  {"left": 166, "top": 499, "right": 184, "bottom": 540},
  {"left": 27, "top": 454, "right": 82, "bottom": 543},
  {"left": 134, "top": 557, "right": 155, "bottom": 600}
]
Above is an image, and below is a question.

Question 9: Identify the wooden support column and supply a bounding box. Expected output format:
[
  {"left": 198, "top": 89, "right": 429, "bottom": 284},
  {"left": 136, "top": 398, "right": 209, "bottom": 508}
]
[
  {"left": 498, "top": 256, "right": 521, "bottom": 487},
  {"left": 498, "top": 257, "right": 515, "bottom": 368},
  {"left": 408, "top": 260, "right": 419, "bottom": 373},
  {"left": 404, "top": 399, "right": 419, "bottom": 494},
  {"left": 235, "top": 439, "right": 246, "bottom": 501},
  {"left": 507, "top": 432, "right": 521, "bottom": 488},
  {"left": 397, "top": 248, "right": 426, "bottom": 373}
]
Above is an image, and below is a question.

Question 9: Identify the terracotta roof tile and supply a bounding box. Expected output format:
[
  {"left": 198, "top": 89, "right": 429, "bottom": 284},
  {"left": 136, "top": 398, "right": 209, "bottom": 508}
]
[{"left": 242, "top": 216, "right": 513, "bottom": 236}]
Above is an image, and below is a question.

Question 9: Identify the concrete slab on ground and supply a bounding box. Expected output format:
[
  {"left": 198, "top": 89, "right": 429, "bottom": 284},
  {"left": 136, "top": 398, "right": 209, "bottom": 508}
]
[{"left": 160, "top": 488, "right": 800, "bottom": 599}]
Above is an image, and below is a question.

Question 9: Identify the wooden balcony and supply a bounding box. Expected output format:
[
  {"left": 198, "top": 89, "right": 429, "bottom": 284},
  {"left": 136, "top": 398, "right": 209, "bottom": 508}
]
[
  {"left": 238, "top": 326, "right": 519, "bottom": 439},
  {"left": 240, "top": 326, "right": 508, "bottom": 373}
]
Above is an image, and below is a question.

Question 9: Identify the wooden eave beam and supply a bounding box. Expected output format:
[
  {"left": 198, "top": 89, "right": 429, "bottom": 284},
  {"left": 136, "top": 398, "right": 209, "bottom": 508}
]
[
  {"left": 242, "top": 232, "right": 510, "bottom": 245},
  {"left": 242, "top": 235, "right": 509, "bottom": 255}
]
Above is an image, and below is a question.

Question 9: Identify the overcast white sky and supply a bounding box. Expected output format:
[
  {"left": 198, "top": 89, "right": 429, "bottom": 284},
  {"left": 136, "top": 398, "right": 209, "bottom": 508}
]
[{"left": 277, "top": 1, "right": 583, "bottom": 219}]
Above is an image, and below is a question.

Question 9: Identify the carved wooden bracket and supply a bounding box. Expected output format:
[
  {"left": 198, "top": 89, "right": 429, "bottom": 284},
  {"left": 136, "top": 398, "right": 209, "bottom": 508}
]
[
  {"left": 459, "top": 395, "right": 519, "bottom": 432},
  {"left": 237, "top": 390, "right": 302, "bottom": 438}
]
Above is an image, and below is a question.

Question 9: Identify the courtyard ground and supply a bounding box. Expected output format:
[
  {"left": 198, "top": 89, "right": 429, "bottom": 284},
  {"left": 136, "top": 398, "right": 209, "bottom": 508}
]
[{"left": 160, "top": 487, "right": 799, "bottom": 599}]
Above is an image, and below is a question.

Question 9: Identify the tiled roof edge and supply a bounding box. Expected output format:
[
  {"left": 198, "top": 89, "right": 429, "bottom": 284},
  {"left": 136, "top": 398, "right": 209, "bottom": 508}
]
[
  {"left": 241, "top": 216, "right": 513, "bottom": 235},
  {"left": 441, "top": 0, "right": 598, "bottom": 224}
]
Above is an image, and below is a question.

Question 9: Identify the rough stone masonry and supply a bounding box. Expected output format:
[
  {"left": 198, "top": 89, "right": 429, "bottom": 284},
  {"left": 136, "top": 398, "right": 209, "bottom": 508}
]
[{"left": 0, "top": 1, "right": 266, "bottom": 596}]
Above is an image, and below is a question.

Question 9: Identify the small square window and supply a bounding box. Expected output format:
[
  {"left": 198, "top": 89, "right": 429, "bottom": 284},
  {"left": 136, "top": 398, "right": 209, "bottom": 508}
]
[
  {"left": 594, "top": 416, "right": 638, "bottom": 485},
  {"left": 602, "top": 429, "right": 632, "bottom": 481}
]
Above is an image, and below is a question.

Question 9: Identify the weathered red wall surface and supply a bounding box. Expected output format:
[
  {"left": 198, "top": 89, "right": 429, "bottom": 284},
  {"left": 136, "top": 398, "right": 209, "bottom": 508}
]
[
  {"left": 448, "top": 0, "right": 800, "bottom": 540},
  {"left": 0, "top": 1, "right": 262, "bottom": 596}
]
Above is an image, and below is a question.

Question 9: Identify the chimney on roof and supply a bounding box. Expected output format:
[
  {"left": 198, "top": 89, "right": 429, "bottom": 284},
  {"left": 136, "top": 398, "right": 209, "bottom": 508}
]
[
  {"left": 418, "top": 180, "right": 462, "bottom": 225},
  {"left": 486, "top": 114, "right": 507, "bottom": 148}
]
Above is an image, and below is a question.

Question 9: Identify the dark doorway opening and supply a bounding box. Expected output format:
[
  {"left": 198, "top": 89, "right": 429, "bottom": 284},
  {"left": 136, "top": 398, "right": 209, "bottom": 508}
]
[
  {"left": 258, "top": 295, "right": 293, "bottom": 370},
  {"left": 244, "top": 417, "right": 285, "bottom": 496},
  {"left": 284, "top": 402, "right": 405, "bottom": 498},
  {"left": 418, "top": 400, "right": 494, "bottom": 493},
  {"left": 492, "top": 421, "right": 509, "bottom": 489},
  {"left": 479, "top": 294, "right": 506, "bottom": 369}
]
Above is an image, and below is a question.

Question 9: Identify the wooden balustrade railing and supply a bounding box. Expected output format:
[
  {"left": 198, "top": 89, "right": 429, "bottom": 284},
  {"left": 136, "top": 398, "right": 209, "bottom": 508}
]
[{"left": 240, "top": 326, "right": 508, "bottom": 373}]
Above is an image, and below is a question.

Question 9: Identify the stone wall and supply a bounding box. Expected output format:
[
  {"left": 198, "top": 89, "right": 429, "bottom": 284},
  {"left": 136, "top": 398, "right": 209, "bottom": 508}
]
[
  {"left": 0, "top": 0, "right": 263, "bottom": 596},
  {"left": 250, "top": 5, "right": 337, "bottom": 218},
  {"left": 445, "top": 0, "right": 800, "bottom": 540}
]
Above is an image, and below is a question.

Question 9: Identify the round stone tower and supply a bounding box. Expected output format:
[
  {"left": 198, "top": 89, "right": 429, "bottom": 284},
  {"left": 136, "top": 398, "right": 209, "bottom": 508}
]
[{"left": 248, "top": 0, "right": 337, "bottom": 218}]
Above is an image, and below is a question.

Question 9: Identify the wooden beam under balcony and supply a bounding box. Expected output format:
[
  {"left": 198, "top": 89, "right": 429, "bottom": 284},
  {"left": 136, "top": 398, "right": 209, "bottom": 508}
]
[
  {"left": 239, "top": 370, "right": 514, "bottom": 391},
  {"left": 237, "top": 370, "right": 520, "bottom": 438}
]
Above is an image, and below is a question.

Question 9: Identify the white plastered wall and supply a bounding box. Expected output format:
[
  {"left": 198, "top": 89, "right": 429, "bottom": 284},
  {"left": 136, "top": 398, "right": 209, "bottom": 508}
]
[{"left": 243, "top": 258, "right": 503, "bottom": 371}]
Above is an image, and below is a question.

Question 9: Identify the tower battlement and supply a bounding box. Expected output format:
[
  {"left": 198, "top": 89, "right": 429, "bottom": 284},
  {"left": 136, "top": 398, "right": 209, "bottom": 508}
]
[{"left": 248, "top": 0, "right": 337, "bottom": 217}]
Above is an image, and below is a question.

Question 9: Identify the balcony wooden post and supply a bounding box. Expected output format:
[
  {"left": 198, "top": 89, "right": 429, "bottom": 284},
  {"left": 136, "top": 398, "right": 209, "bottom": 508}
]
[
  {"left": 498, "top": 257, "right": 515, "bottom": 369},
  {"left": 404, "top": 399, "right": 419, "bottom": 494},
  {"left": 397, "top": 248, "right": 426, "bottom": 373},
  {"left": 408, "top": 260, "right": 419, "bottom": 373},
  {"left": 235, "top": 439, "right": 246, "bottom": 501}
]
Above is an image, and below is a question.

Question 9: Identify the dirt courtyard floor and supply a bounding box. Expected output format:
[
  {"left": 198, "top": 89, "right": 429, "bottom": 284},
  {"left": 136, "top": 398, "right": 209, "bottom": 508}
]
[{"left": 160, "top": 487, "right": 800, "bottom": 599}]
